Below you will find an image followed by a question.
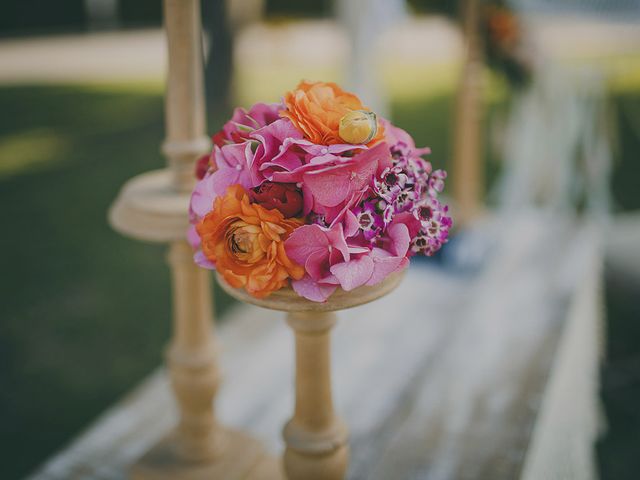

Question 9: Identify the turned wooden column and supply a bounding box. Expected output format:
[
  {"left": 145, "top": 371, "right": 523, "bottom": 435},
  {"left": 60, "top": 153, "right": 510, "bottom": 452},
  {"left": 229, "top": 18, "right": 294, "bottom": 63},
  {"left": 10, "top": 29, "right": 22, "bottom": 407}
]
[
  {"left": 452, "top": 0, "right": 484, "bottom": 225},
  {"left": 165, "top": 242, "right": 221, "bottom": 461},
  {"left": 109, "top": 0, "right": 272, "bottom": 477},
  {"left": 216, "top": 271, "right": 404, "bottom": 480},
  {"left": 159, "top": 0, "right": 221, "bottom": 462},
  {"left": 162, "top": 0, "right": 209, "bottom": 192},
  {"left": 283, "top": 312, "right": 349, "bottom": 480}
]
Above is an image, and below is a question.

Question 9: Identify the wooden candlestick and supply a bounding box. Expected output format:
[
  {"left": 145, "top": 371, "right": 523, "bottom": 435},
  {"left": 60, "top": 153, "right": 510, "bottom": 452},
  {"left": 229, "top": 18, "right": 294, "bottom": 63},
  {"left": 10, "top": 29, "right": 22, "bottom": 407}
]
[
  {"left": 283, "top": 311, "right": 349, "bottom": 480},
  {"left": 109, "top": 0, "right": 274, "bottom": 477},
  {"left": 217, "top": 271, "right": 404, "bottom": 479}
]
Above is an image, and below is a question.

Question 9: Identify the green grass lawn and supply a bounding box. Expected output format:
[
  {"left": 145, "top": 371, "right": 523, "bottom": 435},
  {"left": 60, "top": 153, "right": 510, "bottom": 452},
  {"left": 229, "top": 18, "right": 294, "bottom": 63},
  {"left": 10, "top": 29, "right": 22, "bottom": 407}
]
[
  {"left": 0, "top": 85, "right": 170, "bottom": 479},
  {"left": 0, "top": 81, "right": 638, "bottom": 479},
  {"left": 0, "top": 84, "right": 243, "bottom": 479}
]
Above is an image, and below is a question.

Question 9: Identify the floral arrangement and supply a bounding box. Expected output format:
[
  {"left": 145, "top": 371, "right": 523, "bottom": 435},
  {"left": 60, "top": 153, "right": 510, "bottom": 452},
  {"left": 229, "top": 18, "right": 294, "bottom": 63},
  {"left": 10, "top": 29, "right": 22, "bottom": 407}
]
[{"left": 188, "top": 81, "right": 451, "bottom": 302}]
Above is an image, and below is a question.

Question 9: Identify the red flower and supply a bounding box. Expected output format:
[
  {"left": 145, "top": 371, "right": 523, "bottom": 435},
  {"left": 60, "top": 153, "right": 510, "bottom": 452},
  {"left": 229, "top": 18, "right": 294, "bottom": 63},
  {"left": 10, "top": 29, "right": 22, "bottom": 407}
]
[
  {"left": 195, "top": 154, "right": 211, "bottom": 180},
  {"left": 212, "top": 130, "right": 229, "bottom": 148},
  {"left": 250, "top": 182, "right": 303, "bottom": 218}
]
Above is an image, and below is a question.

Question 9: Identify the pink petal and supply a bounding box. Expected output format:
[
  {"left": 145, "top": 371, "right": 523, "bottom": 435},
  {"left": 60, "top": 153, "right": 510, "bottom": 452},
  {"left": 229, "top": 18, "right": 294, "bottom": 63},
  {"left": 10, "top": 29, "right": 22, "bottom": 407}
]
[
  {"left": 319, "top": 273, "right": 340, "bottom": 285},
  {"left": 325, "top": 223, "right": 350, "bottom": 262},
  {"left": 187, "top": 225, "right": 201, "bottom": 249},
  {"left": 388, "top": 222, "right": 410, "bottom": 257},
  {"left": 303, "top": 164, "right": 352, "bottom": 207},
  {"left": 245, "top": 102, "right": 282, "bottom": 126},
  {"left": 366, "top": 249, "right": 408, "bottom": 286},
  {"left": 289, "top": 138, "right": 366, "bottom": 156},
  {"left": 302, "top": 184, "right": 314, "bottom": 215},
  {"left": 391, "top": 211, "right": 422, "bottom": 238},
  {"left": 284, "top": 224, "right": 329, "bottom": 265},
  {"left": 271, "top": 169, "right": 301, "bottom": 184},
  {"left": 323, "top": 189, "right": 367, "bottom": 226},
  {"left": 291, "top": 276, "right": 337, "bottom": 302},
  {"left": 268, "top": 149, "right": 353, "bottom": 185},
  {"left": 212, "top": 145, "right": 230, "bottom": 168},
  {"left": 330, "top": 255, "right": 374, "bottom": 291},
  {"left": 377, "top": 154, "right": 394, "bottom": 175},
  {"left": 305, "top": 249, "right": 329, "bottom": 281},
  {"left": 381, "top": 119, "right": 415, "bottom": 149},
  {"left": 308, "top": 154, "right": 341, "bottom": 165},
  {"left": 343, "top": 210, "right": 360, "bottom": 238},
  {"left": 194, "top": 250, "right": 216, "bottom": 269},
  {"left": 260, "top": 150, "right": 304, "bottom": 172},
  {"left": 253, "top": 118, "right": 301, "bottom": 143},
  {"left": 210, "top": 166, "right": 242, "bottom": 196},
  {"left": 216, "top": 142, "right": 247, "bottom": 169},
  {"left": 190, "top": 175, "right": 217, "bottom": 218},
  {"left": 349, "top": 142, "right": 386, "bottom": 191}
]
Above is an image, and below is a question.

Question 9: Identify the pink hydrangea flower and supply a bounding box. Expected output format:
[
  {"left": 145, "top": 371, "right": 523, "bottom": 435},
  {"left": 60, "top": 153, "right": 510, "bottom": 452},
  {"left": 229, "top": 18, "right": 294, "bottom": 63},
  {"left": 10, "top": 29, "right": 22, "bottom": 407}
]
[
  {"left": 251, "top": 119, "right": 305, "bottom": 179},
  {"left": 284, "top": 212, "right": 413, "bottom": 302},
  {"left": 284, "top": 223, "right": 347, "bottom": 301},
  {"left": 187, "top": 175, "right": 217, "bottom": 268},
  {"left": 212, "top": 102, "right": 282, "bottom": 146},
  {"left": 273, "top": 142, "right": 392, "bottom": 224},
  {"left": 208, "top": 142, "right": 257, "bottom": 197},
  {"left": 381, "top": 118, "right": 431, "bottom": 157}
]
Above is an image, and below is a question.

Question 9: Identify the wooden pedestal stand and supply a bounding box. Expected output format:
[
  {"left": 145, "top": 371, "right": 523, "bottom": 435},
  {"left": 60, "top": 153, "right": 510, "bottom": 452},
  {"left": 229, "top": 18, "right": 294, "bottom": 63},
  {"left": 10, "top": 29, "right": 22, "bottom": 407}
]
[
  {"left": 452, "top": 0, "right": 485, "bottom": 226},
  {"left": 217, "top": 271, "right": 404, "bottom": 480},
  {"left": 109, "top": 0, "right": 274, "bottom": 478}
]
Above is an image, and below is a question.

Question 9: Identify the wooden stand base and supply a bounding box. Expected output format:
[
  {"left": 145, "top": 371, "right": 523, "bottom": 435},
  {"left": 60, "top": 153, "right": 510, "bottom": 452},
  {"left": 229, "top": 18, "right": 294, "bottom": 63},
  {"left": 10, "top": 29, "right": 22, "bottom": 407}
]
[
  {"left": 282, "top": 312, "right": 349, "bottom": 480},
  {"left": 217, "top": 272, "right": 404, "bottom": 480},
  {"left": 284, "top": 441, "right": 349, "bottom": 480},
  {"left": 131, "top": 428, "right": 279, "bottom": 480}
]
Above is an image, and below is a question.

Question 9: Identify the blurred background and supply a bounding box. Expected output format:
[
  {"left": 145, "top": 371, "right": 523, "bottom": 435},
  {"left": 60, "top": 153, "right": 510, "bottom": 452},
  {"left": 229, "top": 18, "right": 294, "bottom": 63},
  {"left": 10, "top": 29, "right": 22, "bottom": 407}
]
[{"left": 0, "top": 0, "right": 639, "bottom": 478}]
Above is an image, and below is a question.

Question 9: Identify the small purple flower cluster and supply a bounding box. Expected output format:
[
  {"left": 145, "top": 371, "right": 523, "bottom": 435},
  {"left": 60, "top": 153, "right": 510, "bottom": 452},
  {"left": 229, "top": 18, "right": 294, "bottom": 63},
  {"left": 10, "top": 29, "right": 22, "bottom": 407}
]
[{"left": 351, "top": 139, "right": 452, "bottom": 257}]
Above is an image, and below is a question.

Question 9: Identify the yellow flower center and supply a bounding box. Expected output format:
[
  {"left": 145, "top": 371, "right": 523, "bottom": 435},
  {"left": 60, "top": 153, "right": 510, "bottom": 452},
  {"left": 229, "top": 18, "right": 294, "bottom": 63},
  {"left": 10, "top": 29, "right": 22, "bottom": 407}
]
[
  {"left": 338, "top": 109, "right": 378, "bottom": 144},
  {"left": 226, "top": 221, "right": 263, "bottom": 263}
]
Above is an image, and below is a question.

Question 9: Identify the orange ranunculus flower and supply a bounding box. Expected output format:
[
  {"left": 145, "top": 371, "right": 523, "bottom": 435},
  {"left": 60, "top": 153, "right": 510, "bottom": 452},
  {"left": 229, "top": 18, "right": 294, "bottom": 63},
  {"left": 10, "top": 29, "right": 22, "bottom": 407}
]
[
  {"left": 196, "top": 184, "right": 305, "bottom": 298},
  {"left": 281, "top": 80, "right": 384, "bottom": 146}
]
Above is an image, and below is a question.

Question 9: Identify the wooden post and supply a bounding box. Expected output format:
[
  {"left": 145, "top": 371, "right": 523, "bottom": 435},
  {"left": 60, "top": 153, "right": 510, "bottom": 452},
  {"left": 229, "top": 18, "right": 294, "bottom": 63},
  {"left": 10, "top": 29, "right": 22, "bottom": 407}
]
[
  {"left": 283, "top": 312, "right": 349, "bottom": 480},
  {"left": 452, "top": 0, "right": 484, "bottom": 225},
  {"left": 109, "top": 0, "right": 272, "bottom": 477},
  {"left": 157, "top": 0, "right": 221, "bottom": 463},
  {"left": 165, "top": 241, "right": 221, "bottom": 461},
  {"left": 162, "top": 0, "right": 210, "bottom": 192},
  {"left": 215, "top": 271, "right": 405, "bottom": 480}
]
